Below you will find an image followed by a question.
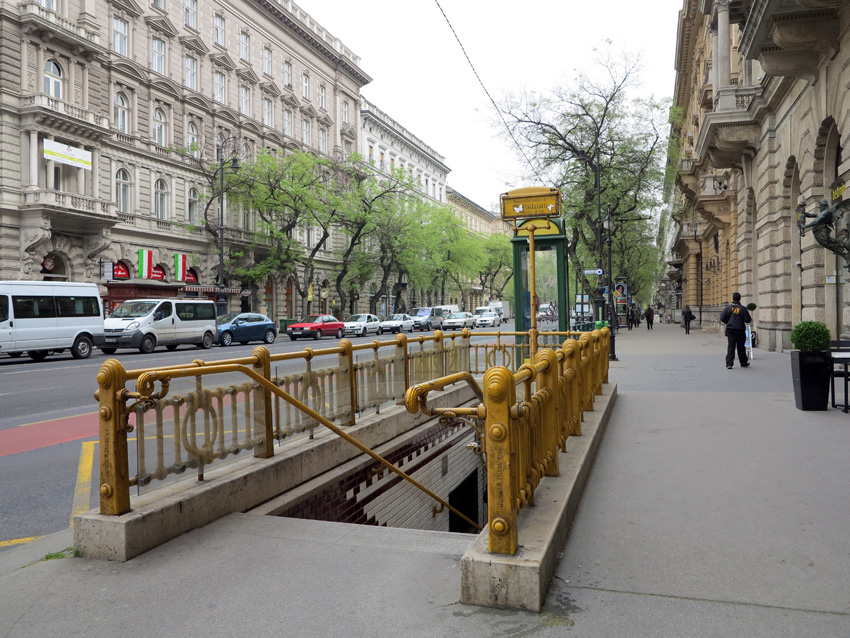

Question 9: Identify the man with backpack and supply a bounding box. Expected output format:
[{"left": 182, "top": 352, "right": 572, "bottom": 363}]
[{"left": 720, "top": 292, "right": 752, "bottom": 369}]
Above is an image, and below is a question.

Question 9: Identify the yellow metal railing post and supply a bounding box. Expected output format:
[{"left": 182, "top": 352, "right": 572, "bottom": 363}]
[
  {"left": 561, "top": 339, "right": 582, "bottom": 436},
  {"left": 602, "top": 327, "right": 610, "bottom": 384},
  {"left": 483, "top": 365, "right": 519, "bottom": 555},
  {"left": 579, "top": 333, "right": 593, "bottom": 412},
  {"left": 252, "top": 346, "right": 274, "bottom": 458},
  {"left": 433, "top": 329, "right": 445, "bottom": 378},
  {"left": 95, "top": 359, "right": 131, "bottom": 515},
  {"left": 591, "top": 331, "right": 603, "bottom": 396},
  {"left": 338, "top": 339, "right": 356, "bottom": 425},
  {"left": 395, "top": 333, "right": 408, "bottom": 404},
  {"left": 536, "top": 348, "right": 560, "bottom": 478}
]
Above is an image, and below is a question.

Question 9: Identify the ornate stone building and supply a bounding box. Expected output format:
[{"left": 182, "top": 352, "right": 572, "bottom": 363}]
[
  {"left": 0, "top": 0, "right": 368, "bottom": 316},
  {"left": 671, "top": 0, "right": 850, "bottom": 349}
]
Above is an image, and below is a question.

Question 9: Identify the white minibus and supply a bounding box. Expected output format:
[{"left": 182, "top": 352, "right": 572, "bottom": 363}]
[
  {"left": 0, "top": 281, "right": 104, "bottom": 361},
  {"left": 98, "top": 298, "right": 216, "bottom": 354}
]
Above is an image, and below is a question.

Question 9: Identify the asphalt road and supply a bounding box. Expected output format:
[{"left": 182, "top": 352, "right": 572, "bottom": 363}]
[{"left": 0, "top": 328, "right": 510, "bottom": 550}]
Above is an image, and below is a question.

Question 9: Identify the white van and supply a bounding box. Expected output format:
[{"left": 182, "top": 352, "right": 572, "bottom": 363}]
[
  {"left": 98, "top": 298, "right": 216, "bottom": 354},
  {"left": 0, "top": 281, "right": 104, "bottom": 361},
  {"left": 434, "top": 304, "right": 460, "bottom": 317}
]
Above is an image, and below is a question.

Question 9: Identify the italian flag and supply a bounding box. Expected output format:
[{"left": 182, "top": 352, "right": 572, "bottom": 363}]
[
  {"left": 175, "top": 253, "right": 188, "bottom": 282},
  {"left": 138, "top": 249, "right": 153, "bottom": 279}
]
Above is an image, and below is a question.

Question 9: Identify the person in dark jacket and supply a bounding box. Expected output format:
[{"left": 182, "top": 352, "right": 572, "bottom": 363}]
[
  {"left": 683, "top": 305, "right": 695, "bottom": 334},
  {"left": 720, "top": 292, "right": 752, "bottom": 369},
  {"left": 645, "top": 306, "right": 654, "bottom": 329}
]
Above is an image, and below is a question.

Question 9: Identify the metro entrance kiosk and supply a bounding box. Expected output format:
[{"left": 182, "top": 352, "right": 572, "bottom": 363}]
[{"left": 502, "top": 187, "right": 569, "bottom": 362}]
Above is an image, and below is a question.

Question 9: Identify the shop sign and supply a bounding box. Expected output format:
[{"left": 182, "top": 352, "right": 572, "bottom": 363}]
[
  {"left": 112, "top": 262, "right": 130, "bottom": 279},
  {"left": 150, "top": 265, "right": 165, "bottom": 280},
  {"left": 185, "top": 269, "right": 198, "bottom": 283}
]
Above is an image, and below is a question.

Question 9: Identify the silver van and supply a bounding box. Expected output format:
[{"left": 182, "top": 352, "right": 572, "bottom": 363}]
[
  {"left": 98, "top": 298, "right": 216, "bottom": 354},
  {"left": 411, "top": 307, "right": 444, "bottom": 331}
]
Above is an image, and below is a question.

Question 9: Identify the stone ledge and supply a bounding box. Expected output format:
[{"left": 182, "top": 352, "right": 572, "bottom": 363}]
[
  {"left": 74, "top": 384, "right": 474, "bottom": 562},
  {"left": 460, "top": 383, "right": 617, "bottom": 611}
]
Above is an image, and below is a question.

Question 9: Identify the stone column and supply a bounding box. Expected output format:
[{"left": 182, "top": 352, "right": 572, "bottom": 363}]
[
  {"left": 29, "top": 131, "right": 39, "bottom": 188},
  {"left": 46, "top": 135, "right": 55, "bottom": 190},
  {"left": 716, "top": 0, "right": 732, "bottom": 88}
]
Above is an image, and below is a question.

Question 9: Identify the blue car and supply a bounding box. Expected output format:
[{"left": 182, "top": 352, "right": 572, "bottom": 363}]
[{"left": 216, "top": 312, "right": 277, "bottom": 346}]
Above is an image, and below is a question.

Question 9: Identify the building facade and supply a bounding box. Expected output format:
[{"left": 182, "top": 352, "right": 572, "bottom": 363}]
[
  {"left": 670, "top": 0, "right": 850, "bottom": 349},
  {"left": 0, "top": 0, "right": 368, "bottom": 317}
]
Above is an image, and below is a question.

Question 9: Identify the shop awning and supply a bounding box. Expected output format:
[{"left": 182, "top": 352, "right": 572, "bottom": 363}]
[{"left": 180, "top": 285, "right": 241, "bottom": 294}]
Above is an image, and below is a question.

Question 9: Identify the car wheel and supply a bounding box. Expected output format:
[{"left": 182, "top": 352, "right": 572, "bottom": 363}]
[
  {"left": 335, "top": 329, "right": 343, "bottom": 339},
  {"left": 313, "top": 331, "right": 321, "bottom": 340},
  {"left": 139, "top": 334, "right": 156, "bottom": 354},
  {"left": 220, "top": 332, "right": 233, "bottom": 347},
  {"left": 377, "top": 326, "right": 383, "bottom": 335},
  {"left": 165, "top": 344, "right": 178, "bottom": 351},
  {"left": 71, "top": 336, "right": 92, "bottom": 359},
  {"left": 409, "top": 325, "right": 414, "bottom": 333},
  {"left": 264, "top": 329, "right": 276, "bottom": 344},
  {"left": 200, "top": 332, "right": 213, "bottom": 349},
  {"left": 360, "top": 327, "right": 366, "bottom": 337},
  {"left": 7, "top": 351, "right": 23, "bottom": 358},
  {"left": 100, "top": 347, "right": 117, "bottom": 355},
  {"left": 28, "top": 350, "right": 48, "bottom": 361}
]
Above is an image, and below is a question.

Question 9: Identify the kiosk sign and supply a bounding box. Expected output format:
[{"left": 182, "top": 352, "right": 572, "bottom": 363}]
[{"left": 500, "top": 187, "right": 561, "bottom": 221}]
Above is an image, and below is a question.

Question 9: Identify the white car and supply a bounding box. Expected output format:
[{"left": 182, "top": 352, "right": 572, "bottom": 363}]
[
  {"left": 474, "top": 311, "right": 500, "bottom": 328},
  {"left": 380, "top": 313, "right": 415, "bottom": 333},
  {"left": 343, "top": 313, "right": 382, "bottom": 337},
  {"left": 442, "top": 312, "right": 475, "bottom": 330}
]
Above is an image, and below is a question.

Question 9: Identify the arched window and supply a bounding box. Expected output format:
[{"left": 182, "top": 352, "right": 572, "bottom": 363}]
[
  {"left": 114, "top": 92, "right": 129, "bottom": 133},
  {"left": 241, "top": 142, "right": 252, "bottom": 162},
  {"left": 152, "top": 108, "right": 166, "bottom": 146},
  {"left": 154, "top": 178, "right": 168, "bottom": 220},
  {"left": 115, "top": 168, "right": 132, "bottom": 214},
  {"left": 186, "top": 121, "right": 198, "bottom": 156},
  {"left": 216, "top": 133, "right": 225, "bottom": 161},
  {"left": 44, "top": 60, "right": 62, "bottom": 98},
  {"left": 188, "top": 187, "right": 199, "bottom": 225}
]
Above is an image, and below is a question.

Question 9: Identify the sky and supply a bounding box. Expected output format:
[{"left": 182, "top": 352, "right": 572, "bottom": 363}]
[{"left": 304, "top": 0, "right": 685, "bottom": 212}]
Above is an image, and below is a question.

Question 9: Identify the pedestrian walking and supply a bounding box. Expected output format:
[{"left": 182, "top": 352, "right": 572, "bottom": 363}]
[
  {"left": 645, "top": 306, "right": 654, "bottom": 330},
  {"left": 683, "top": 305, "right": 695, "bottom": 334},
  {"left": 720, "top": 292, "right": 752, "bottom": 369}
]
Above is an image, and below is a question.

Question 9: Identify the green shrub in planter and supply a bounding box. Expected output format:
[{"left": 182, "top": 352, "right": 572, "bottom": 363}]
[
  {"left": 789, "top": 321, "right": 830, "bottom": 351},
  {"left": 746, "top": 302, "right": 757, "bottom": 312}
]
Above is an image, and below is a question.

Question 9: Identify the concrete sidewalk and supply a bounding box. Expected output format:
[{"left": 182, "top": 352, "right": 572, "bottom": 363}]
[{"left": 2, "top": 322, "right": 849, "bottom": 637}]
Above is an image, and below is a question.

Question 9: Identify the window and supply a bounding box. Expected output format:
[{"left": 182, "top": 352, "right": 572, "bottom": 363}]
[
  {"left": 185, "top": 56, "right": 197, "bottom": 89},
  {"left": 113, "top": 18, "right": 128, "bottom": 56},
  {"left": 0, "top": 295, "right": 7, "bottom": 323},
  {"left": 184, "top": 0, "right": 196, "bottom": 29},
  {"left": 263, "top": 47, "right": 272, "bottom": 75},
  {"left": 319, "top": 85, "right": 326, "bottom": 109},
  {"left": 152, "top": 108, "right": 166, "bottom": 146},
  {"left": 114, "top": 92, "right": 129, "bottom": 133},
  {"left": 302, "top": 119, "right": 310, "bottom": 145},
  {"left": 390, "top": 158, "right": 395, "bottom": 173},
  {"left": 153, "top": 0, "right": 163, "bottom": 8},
  {"left": 344, "top": 140, "right": 352, "bottom": 157},
  {"left": 284, "top": 109, "right": 292, "bottom": 136},
  {"left": 214, "top": 71, "right": 225, "bottom": 103},
  {"left": 37, "top": 0, "right": 56, "bottom": 9},
  {"left": 186, "top": 121, "right": 198, "bottom": 156},
  {"left": 44, "top": 60, "right": 62, "bottom": 98},
  {"left": 115, "top": 168, "right": 131, "bottom": 214},
  {"left": 380, "top": 151, "right": 385, "bottom": 171},
  {"left": 216, "top": 133, "right": 224, "bottom": 160},
  {"left": 12, "top": 296, "right": 56, "bottom": 319},
  {"left": 319, "top": 127, "right": 326, "bottom": 153},
  {"left": 368, "top": 145, "right": 373, "bottom": 163},
  {"left": 214, "top": 15, "right": 225, "bottom": 46},
  {"left": 151, "top": 37, "right": 165, "bottom": 74},
  {"left": 154, "top": 179, "right": 168, "bottom": 219},
  {"left": 242, "top": 207, "right": 252, "bottom": 230},
  {"left": 240, "top": 32, "right": 250, "bottom": 62},
  {"left": 263, "top": 98, "right": 272, "bottom": 126},
  {"left": 240, "top": 85, "right": 250, "bottom": 116},
  {"left": 188, "top": 187, "right": 199, "bottom": 224},
  {"left": 283, "top": 61, "right": 292, "bottom": 87},
  {"left": 301, "top": 74, "right": 309, "bottom": 99},
  {"left": 241, "top": 142, "right": 252, "bottom": 162},
  {"left": 342, "top": 100, "right": 349, "bottom": 124},
  {"left": 56, "top": 296, "right": 99, "bottom": 317}
]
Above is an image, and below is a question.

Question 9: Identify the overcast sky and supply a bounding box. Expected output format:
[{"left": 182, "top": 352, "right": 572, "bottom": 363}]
[{"left": 304, "top": 0, "right": 684, "bottom": 211}]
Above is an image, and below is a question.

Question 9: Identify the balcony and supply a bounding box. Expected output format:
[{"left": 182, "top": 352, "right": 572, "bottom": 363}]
[
  {"left": 22, "top": 188, "right": 116, "bottom": 234},
  {"left": 18, "top": 2, "right": 103, "bottom": 59},
  {"left": 695, "top": 84, "right": 763, "bottom": 169},
  {"left": 21, "top": 94, "right": 111, "bottom": 142}
]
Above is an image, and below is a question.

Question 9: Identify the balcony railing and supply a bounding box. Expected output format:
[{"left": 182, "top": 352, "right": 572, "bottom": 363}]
[
  {"left": 22, "top": 94, "right": 109, "bottom": 129},
  {"left": 18, "top": 2, "right": 102, "bottom": 48}
]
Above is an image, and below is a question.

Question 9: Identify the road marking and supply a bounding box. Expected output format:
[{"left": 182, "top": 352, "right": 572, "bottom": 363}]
[
  {"left": 0, "top": 535, "right": 46, "bottom": 548},
  {"left": 70, "top": 441, "right": 96, "bottom": 526},
  {"left": 13, "top": 411, "right": 98, "bottom": 428}
]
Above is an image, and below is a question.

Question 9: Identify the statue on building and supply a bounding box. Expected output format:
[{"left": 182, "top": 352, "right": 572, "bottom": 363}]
[{"left": 798, "top": 198, "right": 850, "bottom": 269}]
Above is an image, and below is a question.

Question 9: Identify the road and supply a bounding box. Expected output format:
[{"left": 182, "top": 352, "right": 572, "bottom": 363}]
[{"left": 0, "top": 328, "right": 511, "bottom": 552}]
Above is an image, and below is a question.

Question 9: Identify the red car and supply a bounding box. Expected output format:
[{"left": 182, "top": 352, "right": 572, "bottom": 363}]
[{"left": 286, "top": 314, "right": 344, "bottom": 341}]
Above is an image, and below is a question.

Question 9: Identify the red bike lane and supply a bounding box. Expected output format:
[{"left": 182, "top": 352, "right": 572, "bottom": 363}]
[{"left": 0, "top": 413, "right": 99, "bottom": 457}]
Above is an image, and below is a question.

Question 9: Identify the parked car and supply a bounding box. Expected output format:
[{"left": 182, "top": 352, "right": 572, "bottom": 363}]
[
  {"left": 286, "top": 314, "right": 344, "bottom": 341},
  {"left": 442, "top": 312, "right": 475, "bottom": 330},
  {"left": 411, "top": 307, "right": 444, "bottom": 331},
  {"left": 474, "top": 311, "right": 500, "bottom": 328},
  {"left": 344, "top": 313, "right": 382, "bottom": 337},
  {"left": 380, "top": 313, "right": 415, "bottom": 333},
  {"left": 100, "top": 298, "right": 216, "bottom": 354},
  {"left": 216, "top": 313, "right": 276, "bottom": 346}
]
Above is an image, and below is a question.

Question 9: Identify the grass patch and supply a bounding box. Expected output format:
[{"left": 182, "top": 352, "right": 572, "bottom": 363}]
[{"left": 41, "top": 547, "right": 81, "bottom": 561}]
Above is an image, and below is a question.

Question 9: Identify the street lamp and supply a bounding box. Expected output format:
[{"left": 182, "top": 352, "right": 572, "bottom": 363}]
[
  {"left": 216, "top": 136, "right": 241, "bottom": 317},
  {"left": 603, "top": 208, "right": 618, "bottom": 361}
]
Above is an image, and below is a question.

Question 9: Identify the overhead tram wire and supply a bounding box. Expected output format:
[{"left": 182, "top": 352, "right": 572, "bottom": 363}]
[{"left": 432, "top": 0, "right": 546, "bottom": 187}]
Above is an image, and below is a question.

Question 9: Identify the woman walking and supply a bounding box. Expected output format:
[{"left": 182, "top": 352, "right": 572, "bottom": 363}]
[{"left": 683, "top": 305, "right": 695, "bottom": 334}]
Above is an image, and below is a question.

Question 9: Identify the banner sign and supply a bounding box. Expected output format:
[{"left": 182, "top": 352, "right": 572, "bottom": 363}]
[
  {"left": 43, "top": 139, "right": 92, "bottom": 171},
  {"left": 175, "top": 254, "right": 188, "bottom": 282},
  {"left": 138, "top": 249, "right": 153, "bottom": 279},
  {"left": 185, "top": 268, "right": 198, "bottom": 283},
  {"left": 151, "top": 265, "right": 165, "bottom": 280}
]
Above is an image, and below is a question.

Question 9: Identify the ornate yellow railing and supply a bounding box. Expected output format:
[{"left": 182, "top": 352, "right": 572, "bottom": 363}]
[{"left": 404, "top": 328, "right": 610, "bottom": 555}]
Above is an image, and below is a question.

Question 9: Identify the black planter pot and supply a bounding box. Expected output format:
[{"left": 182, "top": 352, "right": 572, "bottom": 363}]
[{"left": 790, "top": 350, "right": 832, "bottom": 411}]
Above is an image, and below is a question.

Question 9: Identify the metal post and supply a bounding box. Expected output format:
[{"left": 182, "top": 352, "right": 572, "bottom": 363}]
[
  {"left": 606, "top": 208, "right": 618, "bottom": 360},
  {"left": 217, "top": 155, "right": 227, "bottom": 316}
]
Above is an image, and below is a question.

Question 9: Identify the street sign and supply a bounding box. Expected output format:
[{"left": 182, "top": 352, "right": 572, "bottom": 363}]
[
  {"left": 584, "top": 268, "right": 603, "bottom": 275},
  {"left": 500, "top": 187, "right": 561, "bottom": 220}
]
